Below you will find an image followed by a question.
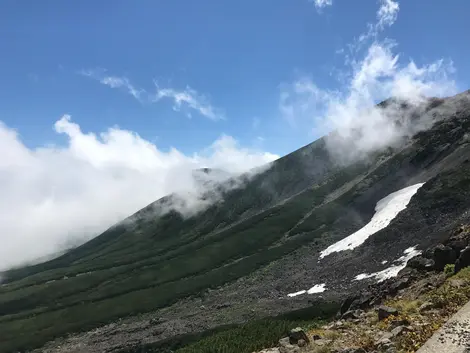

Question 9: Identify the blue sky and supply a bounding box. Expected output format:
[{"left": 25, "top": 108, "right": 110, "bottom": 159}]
[
  {"left": 0, "top": 0, "right": 469, "bottom": 269},
  {"left": 1, "top": 0, "right": 468, "bottom": 156}
]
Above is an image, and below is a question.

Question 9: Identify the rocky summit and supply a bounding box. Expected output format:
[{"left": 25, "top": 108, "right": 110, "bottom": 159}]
[{"left": 2, "top": 91, "right": 470, "bottom": 353}]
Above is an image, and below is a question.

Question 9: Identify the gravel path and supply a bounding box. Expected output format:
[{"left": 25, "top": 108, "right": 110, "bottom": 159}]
[{"left": 417, "top": 300, "right": 470, "bottom": 353}]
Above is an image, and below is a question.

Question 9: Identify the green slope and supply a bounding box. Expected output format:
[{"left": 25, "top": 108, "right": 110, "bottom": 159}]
[{"left": 1, "top": 93, "right": 469, "bottom": 352}]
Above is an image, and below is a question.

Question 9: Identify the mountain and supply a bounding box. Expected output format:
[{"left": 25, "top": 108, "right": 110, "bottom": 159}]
[{"left": 1, "top": 91, "right": 470, "bottom": 353}]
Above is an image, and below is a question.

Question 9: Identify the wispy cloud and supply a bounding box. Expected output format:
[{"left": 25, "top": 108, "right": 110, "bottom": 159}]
[
  {"left": 80, "top": 69, "right": 144, "bottom": 102},
  {"left": 310, "top": 0, "right": 333, "bottom": 11},
  {"left": 281, "top": 0, "right": 458, "bottom": 162},
  {"left": 100, "top": 76, "right": 143, "bottom": 101},
  {"left": 80, "top": 69, "right": 224, "bottom": 120},
  {"left": 352, "top": 0, "right": 400, "bottom": 52},
  {"left": 153, "top": 84, "right": 225, "bottom": 121}
]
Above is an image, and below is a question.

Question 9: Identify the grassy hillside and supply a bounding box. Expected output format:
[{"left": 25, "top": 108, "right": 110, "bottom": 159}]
[{"left": 0, "top": 137, "right": 377, "bottom": 352}]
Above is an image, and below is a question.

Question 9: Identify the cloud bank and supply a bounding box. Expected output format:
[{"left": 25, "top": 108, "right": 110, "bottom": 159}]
[
  {"left": 0, "top": 117, "right": 278, "bottom": 270},
  {"left": 281, "top": 0, "right": 458, "bottom": 163}
]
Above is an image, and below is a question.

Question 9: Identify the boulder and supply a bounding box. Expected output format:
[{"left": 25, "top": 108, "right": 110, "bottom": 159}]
[
  {"left": 279, "top": 337, "right": 300, "bottom": 353},
  {"left": 390, "top": 325, "right": 412, "bottom": 337},
  {"left": 406, "top": 255, "right": 435, "bottom": 271},
  {"left": 312, "top": 338, "right": 331, "bottom": 346},
  {"left": 449, "top": 279, "right": 465, "bottom": 288},
  {"left": 455, "top": 246, "right": 470, "bottom": 273},
  {"left": 444, "top": 225, "right": 470, "bottom": 255},
  {"left": 288, "top": 327, "right": 310, "bottom": 344},
  {"left": 278, "top": 337, "right": 290, "bottom": 348},
  {"left": 418, "top": 301, "right": 435, "bottom": 313},
  {"left": 349, "top": 292, "right": 374, "bottom": 311},
  {"left": 333, "top": 320, "right": 347, "bottom": 329},
  {"left": 340, "top": 295, "right": 360, "bottom": 315},
  {"left": 378, "top": 306, "right": 399, "bottom": 321},
  {"left": 431, "top": 244, "right": 457, "bottom": 270},
  {"left": 341, "top": 310, "right": 359, "bottom": 320},
  {"left": 375, "top": 332, "right": 393, "bottom": 347},
  {"left": 446, "top": 238, "right": 468, "bottom": 255}
]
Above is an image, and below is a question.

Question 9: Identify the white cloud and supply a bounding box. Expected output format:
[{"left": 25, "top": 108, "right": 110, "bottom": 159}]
[
  {"left": 80, "top": 69, "right": 144, "bottom": 102},
  {"left": 80, "top": 69, "right": 224, "bottom": 120},
  {"left": 100, "top": 76, "right": 143, "bottom": 101},
  {"left": 310, "top": 0, "right": 333, "bottom": 11},
  {"left": 377, "top": 0, "right": 400, "bottom": 30},
  {"left": 0, "top": 117, "right": 278, "bottom": 271},
  {"left": 153, "top": 84, "right": 224, "bottom": 121},
  {"left": 355, "top": 0, "right": 400, "bottom": 51},
  {"left": 281, "top": 0, "right": 458, "bottom": 162}
]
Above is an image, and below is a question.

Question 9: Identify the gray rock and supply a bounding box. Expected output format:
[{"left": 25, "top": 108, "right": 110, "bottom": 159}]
[
  {"left": 377, "top": 337, "right": 392, "bottom": 347},
  {"left": 288, "top": 327, "right": 309, "bottom": 344},
  {"left": 333, "top": 320, "right": 346, "bottom": 329},
  {"left": 278, "top": 337, "right": 290, "bottom": 348},
  {"left": 378, "top": 306, "right": 399, "bottom": 321},
  {"left": 390, "top": 325, "right": 411, "bottom": 337},
  {"left": 432, "top": 244, "right": 457, "bottom": 270},
  {"left": 419, "top": 301, "right": 436, "bottom": 313},
  {"left": 279, "top": 344, "right": 300, "bottom": 353},
  {"left": 257, "top": 349, "right": 280, "bottom": 353},
  {"left": 455, "top": 246, "right": 470, "bottom": 273},
  {"left": 407, "top": 255, "right": 435, "bottom": 271},
  {"left": 313, "top": 338, "right": 332, "bottom": 346},
  {"left": 341, "top": 310, "right": 360, "bottom": 320}
]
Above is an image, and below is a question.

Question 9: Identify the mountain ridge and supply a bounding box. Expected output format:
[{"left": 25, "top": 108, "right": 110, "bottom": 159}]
[{"left": 1, "top": 90, "right": 470, "bottom": 353}]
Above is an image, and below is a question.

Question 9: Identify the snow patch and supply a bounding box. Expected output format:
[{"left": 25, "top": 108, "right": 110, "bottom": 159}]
[
  {"left": 381, "top": 260, "right": 388, "bottom": 265},
  {"left": 320, "top": 183, "right": 425, "bottom": 259},
  {"left": 287, "top": 283, "right": 326, "bottom": 298},
  {"left": 287, "top": 290, "right": 307, "bottom": 297},
  {"left": 307, "top": 283, "right": 326, "bottom": 294},
  {"left": 355, "top": 273, "right": 370, "bottom": 281},
  {"left": 354, "top": 246, "right": 421, "bottom": 282}
]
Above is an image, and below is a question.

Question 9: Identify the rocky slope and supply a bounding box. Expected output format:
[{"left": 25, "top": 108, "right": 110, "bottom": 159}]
[
  {"left": 1, "top": 91, "right": 470, "bottom": 353},
  {"left": 253, "top": 224, "right": 470, "bottom": 353}
]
